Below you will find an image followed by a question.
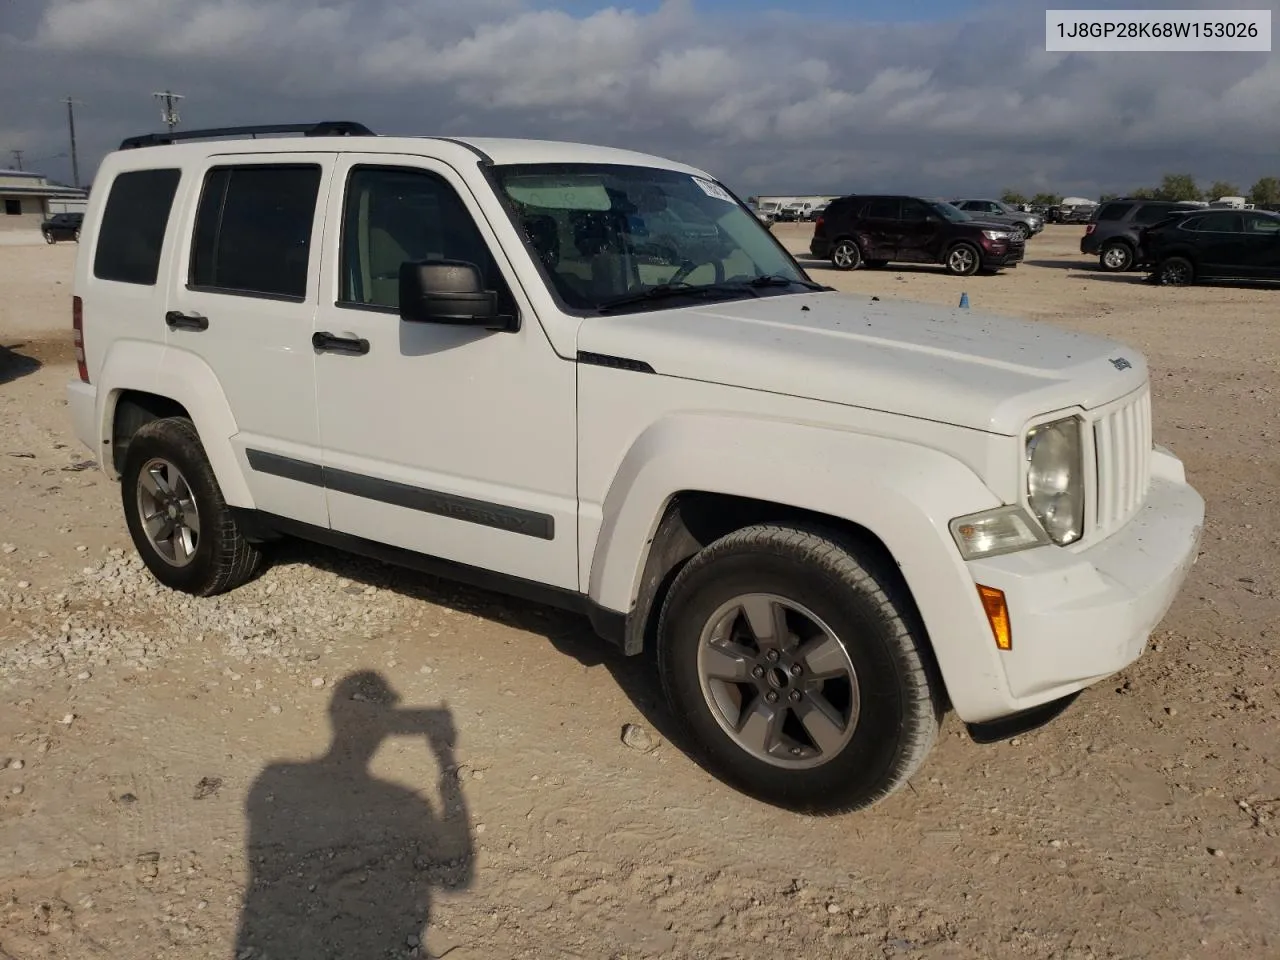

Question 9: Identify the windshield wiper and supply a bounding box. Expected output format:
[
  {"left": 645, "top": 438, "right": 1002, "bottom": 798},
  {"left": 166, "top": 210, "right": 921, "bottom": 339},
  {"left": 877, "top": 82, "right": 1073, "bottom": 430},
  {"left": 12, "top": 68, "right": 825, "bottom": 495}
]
[
  {"left": 746, "top": 274, "right": 831, "bottom": 291},
  {"left": 596, "top": 282, "right": 752, "bottom": 314}
]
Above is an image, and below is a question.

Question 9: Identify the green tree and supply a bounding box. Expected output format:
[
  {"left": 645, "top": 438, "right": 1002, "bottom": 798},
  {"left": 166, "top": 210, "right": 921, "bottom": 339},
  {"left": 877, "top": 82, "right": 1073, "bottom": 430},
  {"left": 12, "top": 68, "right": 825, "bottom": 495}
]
[
  {"left": 1130, "top": 187, "right": 1156, "bottom": 199},
  {"left": 1099, "top": 193, "right": 1119, "bottom": 202},
  {"left": 1001, "top": 189, "right": 1029, "bottom": 206},
  {"left": 1204, "top": 181, "right": 1241, "bottom": 201},
  {"left": 1030, "top": 192, "right": 1062, "bottom": 207},
  {"left": 1153, "top": 173, "right": 1200, "bottom": 201},
  {"left": 1248, "top": 176, "right": 1280, "bottom": 206}
]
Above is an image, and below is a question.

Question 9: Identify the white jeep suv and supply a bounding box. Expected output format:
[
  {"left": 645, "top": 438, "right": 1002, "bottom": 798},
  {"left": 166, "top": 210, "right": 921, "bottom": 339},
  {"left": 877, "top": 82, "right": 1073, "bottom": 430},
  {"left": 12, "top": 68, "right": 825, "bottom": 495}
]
[{"left": 66, "top": 121, "right": 1204, "bottom": 813}]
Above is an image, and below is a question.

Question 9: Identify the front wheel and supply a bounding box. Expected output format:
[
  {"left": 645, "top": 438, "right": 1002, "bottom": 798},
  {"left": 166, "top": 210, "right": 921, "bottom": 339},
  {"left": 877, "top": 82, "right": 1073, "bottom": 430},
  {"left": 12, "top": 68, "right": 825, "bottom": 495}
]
[
  {"left": 1011, "top": 223, "right": 1029, "bottom": 241},
  {"left": 43, "top": 232, "right": 55, "bottom": 244},
  {"left": 830, "top": 239, "right": 862, "bottom": 271},
  {"left": 1156, "top": 255, "right": 1195, "bottom": 286},
  {"left": 121, "top": 416, "right": 263, "bottom": 596},
  {"left": 657, "top": 523, "right": 941, "bottom": 814},
  {"left": 944, "top": 242, "right": 981, "bottom": 276}
]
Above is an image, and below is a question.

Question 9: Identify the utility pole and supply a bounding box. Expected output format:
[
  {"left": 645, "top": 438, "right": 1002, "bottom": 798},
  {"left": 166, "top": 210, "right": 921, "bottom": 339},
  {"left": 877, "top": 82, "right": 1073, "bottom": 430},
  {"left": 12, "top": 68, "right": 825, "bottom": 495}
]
[
  {"left": 60, "top": 96, "right": 82, "bottom": 187},
  {"left": 10, "top": 149, "right": 22, "bottom": 171},
  {"left": 152, "top": 90, "right": 184, "bottom": 133}
]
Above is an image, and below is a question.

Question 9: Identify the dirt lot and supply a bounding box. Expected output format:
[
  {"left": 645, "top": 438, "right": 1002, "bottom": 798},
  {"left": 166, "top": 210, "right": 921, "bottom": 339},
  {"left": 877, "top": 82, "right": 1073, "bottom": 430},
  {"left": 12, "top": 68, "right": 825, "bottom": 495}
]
[{"left": 1, "top": 226, "right": 1277, "bottom": 959}]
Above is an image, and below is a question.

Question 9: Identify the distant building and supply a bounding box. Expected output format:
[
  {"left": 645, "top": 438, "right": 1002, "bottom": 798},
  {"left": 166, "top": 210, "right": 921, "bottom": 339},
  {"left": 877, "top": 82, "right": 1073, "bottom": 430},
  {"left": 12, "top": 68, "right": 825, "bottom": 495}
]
[{"left": 0, "top": 170, "right": 89, "bottom": 230}]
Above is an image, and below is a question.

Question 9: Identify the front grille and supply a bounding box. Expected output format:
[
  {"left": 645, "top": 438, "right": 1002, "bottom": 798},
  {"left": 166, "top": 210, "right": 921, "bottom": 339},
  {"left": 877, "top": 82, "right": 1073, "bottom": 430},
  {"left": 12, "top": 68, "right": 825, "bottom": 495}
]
[{"left": 1092, "top": 386, "right": 1152, "bottom": 539}]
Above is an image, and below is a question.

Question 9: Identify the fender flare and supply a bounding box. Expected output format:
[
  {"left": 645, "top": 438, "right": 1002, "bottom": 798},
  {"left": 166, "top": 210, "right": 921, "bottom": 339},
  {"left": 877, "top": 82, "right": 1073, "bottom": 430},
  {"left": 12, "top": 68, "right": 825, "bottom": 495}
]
[
  {"left": 96, "top": 342, "right": 255, "bottom": 508},
  {"left": 585, "top": 413, "right": 1011, "bottom": 716}
]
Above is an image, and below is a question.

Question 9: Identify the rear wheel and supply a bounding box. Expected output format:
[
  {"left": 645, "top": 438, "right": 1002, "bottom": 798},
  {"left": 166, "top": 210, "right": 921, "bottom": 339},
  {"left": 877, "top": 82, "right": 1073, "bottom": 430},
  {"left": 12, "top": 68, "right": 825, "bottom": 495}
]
[
  {"left": 944, "top": 242, "right": 981, "bottom": 276},
  {"left": 43, "top": 232, "right": 55, "bottom": 244},
  {"left": 831, "top": 239, "right": 861, "bottom": 271},
  {"left": 657, "top": 523, "right": 941, "bottom": 814},
  {"left": 1099, "top": 241, "right": 1134, "bottom": 272},
  {"left": 1156, "top": 255, "right": 1195, "bottom": 286},
  {"left": 121, "top": 417, "right": 262, "bottom": 596}
]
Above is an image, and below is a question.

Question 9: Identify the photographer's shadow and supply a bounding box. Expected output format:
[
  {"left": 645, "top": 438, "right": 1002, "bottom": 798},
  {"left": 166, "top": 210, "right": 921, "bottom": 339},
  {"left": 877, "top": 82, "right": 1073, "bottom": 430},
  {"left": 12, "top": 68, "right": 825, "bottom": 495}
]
[{"left": 234, "top": 671, "right": 473, "bottom": 960}]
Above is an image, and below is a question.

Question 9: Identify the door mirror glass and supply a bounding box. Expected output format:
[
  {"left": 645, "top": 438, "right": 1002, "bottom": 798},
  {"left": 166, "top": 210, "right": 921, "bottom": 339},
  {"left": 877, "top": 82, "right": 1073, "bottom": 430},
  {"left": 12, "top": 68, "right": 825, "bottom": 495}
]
[{"left": 399, "top": 260, "right": 506, "bottom": 329}]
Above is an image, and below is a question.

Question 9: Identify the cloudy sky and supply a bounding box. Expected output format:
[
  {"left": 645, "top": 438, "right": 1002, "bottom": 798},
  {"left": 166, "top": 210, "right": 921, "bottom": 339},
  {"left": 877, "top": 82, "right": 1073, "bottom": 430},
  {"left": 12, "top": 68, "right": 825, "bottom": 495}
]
[{"left": 2, "top": 0, "right": 1277, "bottom": 197}]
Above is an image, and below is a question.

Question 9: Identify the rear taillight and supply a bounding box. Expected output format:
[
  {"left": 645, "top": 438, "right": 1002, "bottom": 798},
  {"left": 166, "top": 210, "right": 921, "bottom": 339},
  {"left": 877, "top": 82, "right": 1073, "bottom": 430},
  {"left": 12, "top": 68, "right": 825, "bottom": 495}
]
[
  {"left": 815, "top": 215, "right": 825, "bottom": 232},
  {"left": 1084, "top": 224, "right": 1096, "bottom": 235},
  {"left": 72, "top": 295, "right": 89, "bottom": 383}
]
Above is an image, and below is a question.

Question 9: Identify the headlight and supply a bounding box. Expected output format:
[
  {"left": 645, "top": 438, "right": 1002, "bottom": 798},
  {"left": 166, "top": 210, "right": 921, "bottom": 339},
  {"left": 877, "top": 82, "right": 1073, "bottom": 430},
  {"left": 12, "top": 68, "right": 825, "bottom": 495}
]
[
  {"left": 950, "top": 505, "right": 1049, "bottom": 560},
  {"left": 983, "top": 229, "right": 1011, "bottom": 241},
  {"left": 1026, "top": 415, "right": 1084, "bottom": 545}
]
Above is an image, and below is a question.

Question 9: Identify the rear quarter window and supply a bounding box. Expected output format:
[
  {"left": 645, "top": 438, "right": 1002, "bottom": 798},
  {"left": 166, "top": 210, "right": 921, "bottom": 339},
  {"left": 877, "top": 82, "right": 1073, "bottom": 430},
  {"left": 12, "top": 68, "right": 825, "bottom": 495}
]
[
  {"left": 92, "top": 168, "right": 182, "bottom": 285},
  {"left": 1096, "top": 202, "right": 1134, "bottom": 222}
]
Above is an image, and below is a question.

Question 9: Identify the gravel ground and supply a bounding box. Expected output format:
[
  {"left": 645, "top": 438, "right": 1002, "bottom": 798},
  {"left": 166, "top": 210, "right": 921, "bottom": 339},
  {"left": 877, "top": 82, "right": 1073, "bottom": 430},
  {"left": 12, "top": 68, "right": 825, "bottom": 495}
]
[{"left": 1, "top": 229, "right": 1277, "bottom": 959}]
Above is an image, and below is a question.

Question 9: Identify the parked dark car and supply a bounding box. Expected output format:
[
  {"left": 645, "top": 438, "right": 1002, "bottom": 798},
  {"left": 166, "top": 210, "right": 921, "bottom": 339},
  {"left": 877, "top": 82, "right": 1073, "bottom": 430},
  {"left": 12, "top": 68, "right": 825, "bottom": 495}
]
[
  {"left": 1140, "top": 208, "right": 1280, "bottom": 285},
  {"left": 949, "top": 199, "right": 1043, "bottom": 239},
  {"left": 41, "top": 212, "right": 83, "bottom": 243},
  {"left": 810, "top": 194, "right": 1025, "bottom": 275},
  {"left": 1081, "top": 199, "right": 1201, "bottom": 271}
]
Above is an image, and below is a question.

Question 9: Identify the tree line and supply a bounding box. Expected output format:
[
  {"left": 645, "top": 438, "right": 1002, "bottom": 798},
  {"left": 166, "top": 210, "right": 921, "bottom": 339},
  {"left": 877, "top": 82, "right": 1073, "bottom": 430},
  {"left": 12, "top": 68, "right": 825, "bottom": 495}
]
[{"left": 1001, "top": 175, "right": 1280, "bottom": 208}]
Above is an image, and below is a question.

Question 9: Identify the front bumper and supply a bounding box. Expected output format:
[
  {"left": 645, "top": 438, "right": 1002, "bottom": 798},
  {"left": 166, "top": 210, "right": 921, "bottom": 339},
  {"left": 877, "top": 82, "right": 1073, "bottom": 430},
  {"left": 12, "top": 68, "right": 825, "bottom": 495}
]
[
  {"left": 979, "top": 241, "right": 1024, "bottom": 266},
  {"left": 962, "top": 448, "right": 1203, "bottom": 718}
]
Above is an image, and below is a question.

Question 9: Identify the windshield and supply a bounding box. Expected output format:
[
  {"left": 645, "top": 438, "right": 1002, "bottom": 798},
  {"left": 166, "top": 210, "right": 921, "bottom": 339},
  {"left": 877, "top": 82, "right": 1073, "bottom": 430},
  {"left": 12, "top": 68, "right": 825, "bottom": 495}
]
[
  {"left": 490, "top": 163, "right": 811, "bottom": 313},
  {"left": 931, "top": 201, "right": 971, "bottom": 222}
]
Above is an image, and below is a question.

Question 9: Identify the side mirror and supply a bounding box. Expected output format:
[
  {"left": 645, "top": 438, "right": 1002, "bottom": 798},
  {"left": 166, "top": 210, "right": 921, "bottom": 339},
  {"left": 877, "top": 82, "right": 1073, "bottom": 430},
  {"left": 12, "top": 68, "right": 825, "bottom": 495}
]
[{"left": 398, "top": 260, "right": 505, "bottom": 329}]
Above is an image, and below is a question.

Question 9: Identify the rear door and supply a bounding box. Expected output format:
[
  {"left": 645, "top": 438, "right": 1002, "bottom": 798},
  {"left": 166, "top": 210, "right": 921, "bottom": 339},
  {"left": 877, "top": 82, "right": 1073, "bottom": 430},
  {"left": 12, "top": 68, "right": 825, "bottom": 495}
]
[
  {"left": 896, "top": 198, "right": 938, "bottom": 262},
  {"left": 164, "top": 153, "right": 335, "bottom": 528},
  {"left": 860, "top": 197, "right": 900, "bottom": 260},
  {"left": 1188, "top": 211, "right": 1245, "bottom": 275}
]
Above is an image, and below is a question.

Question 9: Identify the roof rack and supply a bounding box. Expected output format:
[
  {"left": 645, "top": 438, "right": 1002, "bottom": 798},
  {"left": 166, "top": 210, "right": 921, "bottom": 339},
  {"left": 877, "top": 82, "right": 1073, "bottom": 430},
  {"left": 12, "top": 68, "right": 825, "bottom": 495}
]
[{"left": 119, "top": 121, "right": 375, "bottom": 150}]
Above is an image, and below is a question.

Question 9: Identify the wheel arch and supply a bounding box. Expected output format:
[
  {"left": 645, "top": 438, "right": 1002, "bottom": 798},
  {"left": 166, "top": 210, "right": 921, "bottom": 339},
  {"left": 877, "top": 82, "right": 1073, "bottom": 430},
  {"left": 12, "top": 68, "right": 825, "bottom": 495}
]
[
  {"left": 585, "top": 414, "right": 1011, "bottom": 718},
  {"left": 97, "top": 341, "right": 255, "bottom": 507}
]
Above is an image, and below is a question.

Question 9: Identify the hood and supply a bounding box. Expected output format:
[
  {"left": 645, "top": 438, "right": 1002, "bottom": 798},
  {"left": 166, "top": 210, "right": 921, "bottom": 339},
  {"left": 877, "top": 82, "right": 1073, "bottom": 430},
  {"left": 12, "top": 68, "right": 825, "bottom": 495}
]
[{"left": 576, "top": 291, "right": 1148, "bottom": 436}]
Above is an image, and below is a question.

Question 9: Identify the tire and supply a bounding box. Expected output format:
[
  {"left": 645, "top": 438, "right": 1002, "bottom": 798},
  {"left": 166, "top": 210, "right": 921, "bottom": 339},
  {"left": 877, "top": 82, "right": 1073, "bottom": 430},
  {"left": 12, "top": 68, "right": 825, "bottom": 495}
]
[
  {"left": 1156, "top": 255, "right": 1195, "bottom": 286},
  {"left": 73, "top": 228, "right": 80, "bottom": 242},
  {"left": 944, "top": 242, "right": 981, "bottom": 276},
  {"left": 1099, "top": 241, "right": 1134, "bottom": 272},
  {"left": 1011, "top": 223, "right": 1029, "bottom": 241},
  {"left": 656, "top": 523, "right": 941, "bottom": 814},
  {"left": 830, "top": 239, "right": 861, "bottom": 271},
  {"left": 121, "top": 416, "right": 262, "bottom": 596},
  {"left": 43, "top": 232, "right": 55, "bottom": 244}
]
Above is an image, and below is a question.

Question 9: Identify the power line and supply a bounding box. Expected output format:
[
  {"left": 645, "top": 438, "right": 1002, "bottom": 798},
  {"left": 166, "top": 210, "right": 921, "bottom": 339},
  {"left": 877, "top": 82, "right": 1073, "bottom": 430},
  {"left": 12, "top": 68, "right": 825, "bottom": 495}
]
[
  {"left": 61, "top": 96, "right": 83, "bottom": 187},
  {"left": 152, "top": 90, "right": 185, "bottom": 133}
]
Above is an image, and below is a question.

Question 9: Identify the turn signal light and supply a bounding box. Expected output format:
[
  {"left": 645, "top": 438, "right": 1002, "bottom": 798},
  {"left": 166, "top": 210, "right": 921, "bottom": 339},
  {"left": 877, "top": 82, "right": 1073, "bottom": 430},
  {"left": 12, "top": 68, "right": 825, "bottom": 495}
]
[{"left": 977, "top": 585, "right": 1011, "bottom": 651}]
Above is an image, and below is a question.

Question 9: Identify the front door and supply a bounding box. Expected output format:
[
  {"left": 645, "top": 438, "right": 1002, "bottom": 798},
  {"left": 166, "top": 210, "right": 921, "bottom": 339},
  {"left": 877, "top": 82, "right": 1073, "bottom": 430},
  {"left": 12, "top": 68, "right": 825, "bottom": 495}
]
[
  {"left": 1241, "top": 212, "right": 1280, "bottom": 278},
  {"left": 896, "top": 198, "right": 938, "bottom": 262},
  {"left": 164, "top": 153, "right": 334, "bottom": 528},
  {"left": 309, "top": 155, "right": 579, "bottom": 590}
]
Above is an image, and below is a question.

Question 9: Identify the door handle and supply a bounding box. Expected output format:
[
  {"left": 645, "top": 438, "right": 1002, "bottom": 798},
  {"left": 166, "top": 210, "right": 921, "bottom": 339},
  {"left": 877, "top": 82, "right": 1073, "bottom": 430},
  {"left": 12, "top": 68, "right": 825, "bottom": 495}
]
[
  {"left": 165, "top": 310, "right": 209, "bottom": 331},
  {"left": 312, "top": 331, "right": 370, "bottom": 355}
]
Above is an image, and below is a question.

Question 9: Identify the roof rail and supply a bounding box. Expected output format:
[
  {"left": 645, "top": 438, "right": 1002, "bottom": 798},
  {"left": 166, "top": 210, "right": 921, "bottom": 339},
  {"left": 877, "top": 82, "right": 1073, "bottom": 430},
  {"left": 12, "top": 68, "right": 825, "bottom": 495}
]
[{"left": 119, "top": 121, "right": 375, "bottom": 150}]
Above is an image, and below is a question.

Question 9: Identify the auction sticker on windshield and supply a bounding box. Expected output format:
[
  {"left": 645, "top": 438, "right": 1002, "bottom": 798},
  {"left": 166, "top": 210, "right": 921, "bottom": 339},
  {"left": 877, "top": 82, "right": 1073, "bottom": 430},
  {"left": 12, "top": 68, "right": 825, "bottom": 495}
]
[{"left": 692, "top": 176, "right": 735, "bottom": 204}]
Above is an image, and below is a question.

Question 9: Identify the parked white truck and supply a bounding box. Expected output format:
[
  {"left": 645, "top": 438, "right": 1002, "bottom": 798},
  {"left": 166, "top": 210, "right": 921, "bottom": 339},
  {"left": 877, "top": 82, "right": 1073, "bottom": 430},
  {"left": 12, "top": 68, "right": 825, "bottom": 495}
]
[{"left": 66, "top": 122, "right": 1204, "bottom": 813}]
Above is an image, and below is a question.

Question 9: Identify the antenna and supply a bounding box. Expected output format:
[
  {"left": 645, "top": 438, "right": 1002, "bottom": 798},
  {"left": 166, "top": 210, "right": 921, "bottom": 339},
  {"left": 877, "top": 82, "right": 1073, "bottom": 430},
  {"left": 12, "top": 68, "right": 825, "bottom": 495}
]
[
  {"left": 61, "top": 96, "right": 83, "bottom": 187},
  {"left": 152, "top": 90, "right": 185, "bottom": 133},
  {"left": 9, "top": 149, "right": 22, "bottom": 171}
]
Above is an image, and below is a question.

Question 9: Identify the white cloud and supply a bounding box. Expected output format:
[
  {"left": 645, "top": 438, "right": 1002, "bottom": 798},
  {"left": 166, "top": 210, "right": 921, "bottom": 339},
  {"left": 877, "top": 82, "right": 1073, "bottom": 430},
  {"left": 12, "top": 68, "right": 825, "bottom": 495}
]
[{"left": 6, "top": 0, "right": 1279, "bottom": 196}]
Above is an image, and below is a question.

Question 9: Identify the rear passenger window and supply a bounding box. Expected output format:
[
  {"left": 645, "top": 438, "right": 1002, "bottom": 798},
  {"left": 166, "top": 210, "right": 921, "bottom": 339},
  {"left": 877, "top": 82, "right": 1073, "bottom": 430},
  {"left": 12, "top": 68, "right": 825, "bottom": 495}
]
[
  {"left": 93, "top": 168, "right": 181, "bottom": 285},
  {"left": 1134, "top": 204, "right": 1180, "bottom": 225},
  {"left": 190, "top": 164, "right": 321, "bottom": 299},
  {"left": 866, "top": 199, "right": 899, "bottom": 220}
]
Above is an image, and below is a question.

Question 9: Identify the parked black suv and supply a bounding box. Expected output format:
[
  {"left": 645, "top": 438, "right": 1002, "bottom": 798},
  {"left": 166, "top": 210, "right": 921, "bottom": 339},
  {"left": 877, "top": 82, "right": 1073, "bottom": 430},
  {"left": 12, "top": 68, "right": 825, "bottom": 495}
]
[
  {"left": 1081, "top": 199, "right": 1201, "bottom": 271},
  {"left": 1140, "top": 208, "right": 1280, "bottom": 285},
  {"left": 810, "top": 195, "right": 1025, "bottom": 276},
  {"left": 40, "top": 212, "right": 83, "bottom": 243}
]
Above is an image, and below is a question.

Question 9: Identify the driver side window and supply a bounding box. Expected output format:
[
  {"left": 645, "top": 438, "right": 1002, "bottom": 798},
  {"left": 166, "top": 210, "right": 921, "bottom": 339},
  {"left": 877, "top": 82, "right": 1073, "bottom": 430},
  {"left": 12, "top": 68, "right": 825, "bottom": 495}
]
[{"left": 339, "top": 165, "right": 515, "bottom": 315}]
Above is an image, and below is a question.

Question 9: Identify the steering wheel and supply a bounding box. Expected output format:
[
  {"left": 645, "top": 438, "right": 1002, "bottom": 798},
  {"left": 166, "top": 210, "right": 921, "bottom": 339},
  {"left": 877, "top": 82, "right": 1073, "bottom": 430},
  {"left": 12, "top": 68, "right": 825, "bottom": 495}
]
[{"left": 667, "top": 258, "right": 724, "bottom": 286}]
